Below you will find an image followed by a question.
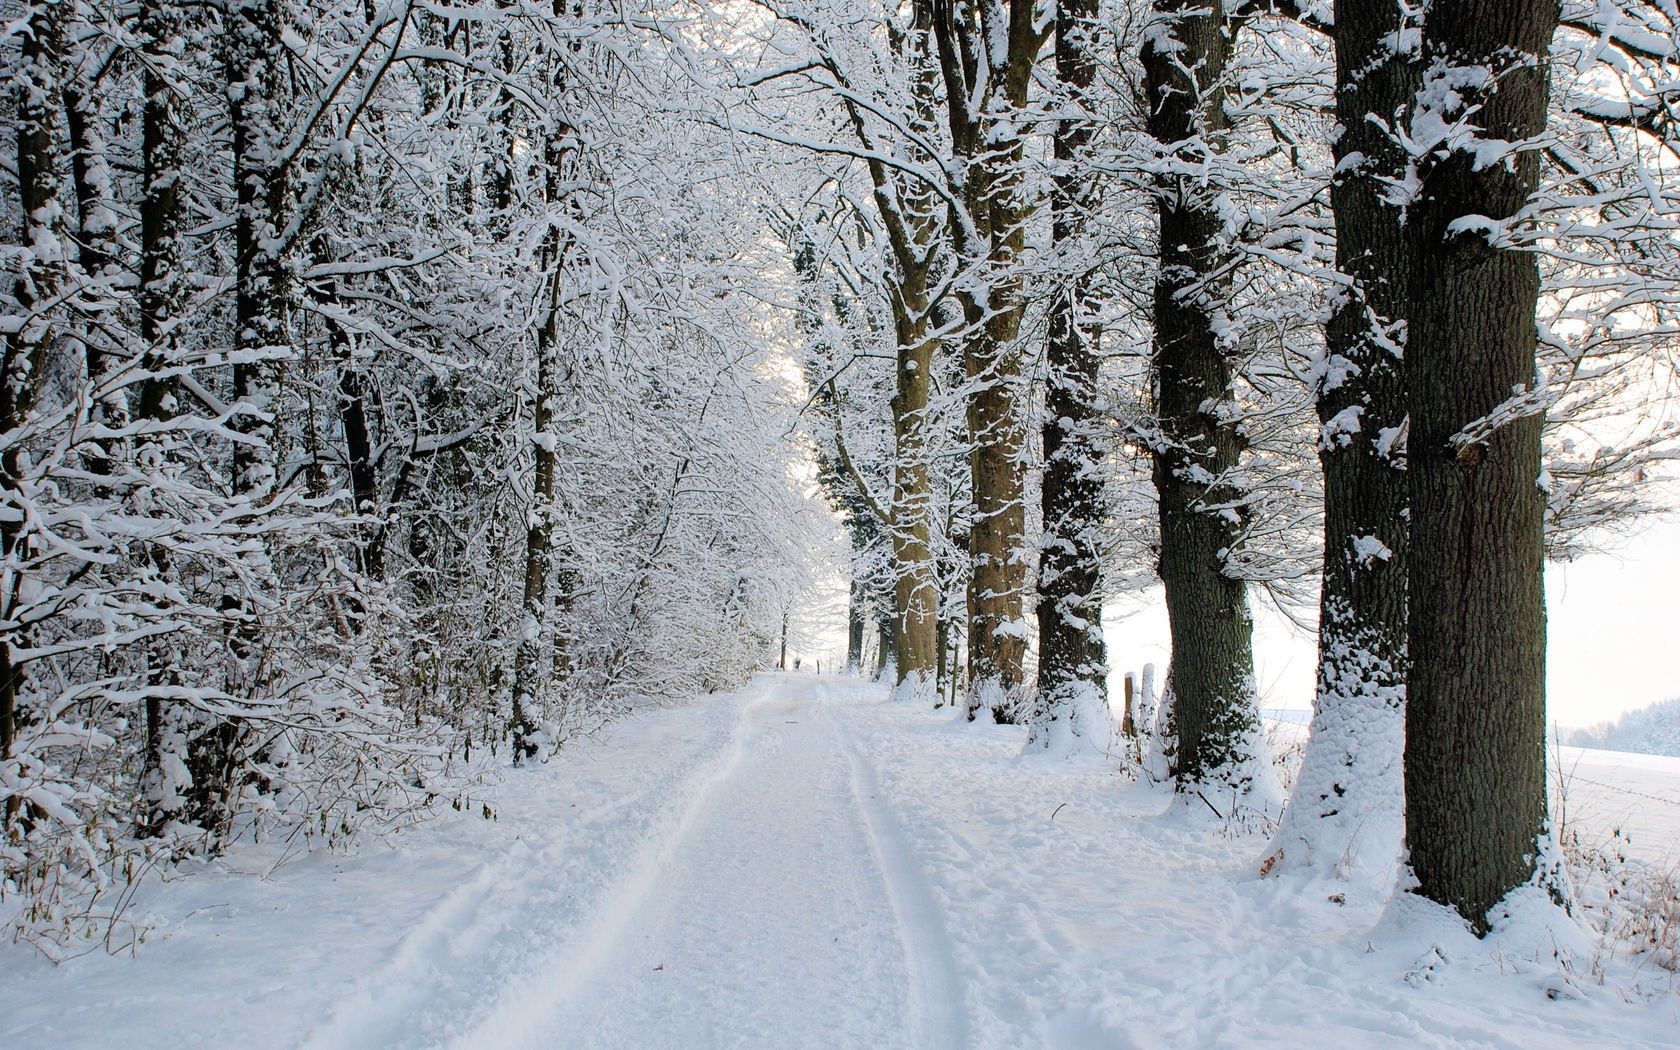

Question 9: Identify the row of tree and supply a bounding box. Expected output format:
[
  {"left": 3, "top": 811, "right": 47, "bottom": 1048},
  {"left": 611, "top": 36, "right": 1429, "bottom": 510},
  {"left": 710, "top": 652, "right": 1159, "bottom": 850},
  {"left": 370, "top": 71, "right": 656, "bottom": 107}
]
[
  {"left": 3, "top": 0, "right": 1674, "bottom": 947},
  {"left": 748, "top": 0, "right": 1676, "bottom": 931},
  {"left": 0, "top": 0, "right": 833, "bottom": 949}
]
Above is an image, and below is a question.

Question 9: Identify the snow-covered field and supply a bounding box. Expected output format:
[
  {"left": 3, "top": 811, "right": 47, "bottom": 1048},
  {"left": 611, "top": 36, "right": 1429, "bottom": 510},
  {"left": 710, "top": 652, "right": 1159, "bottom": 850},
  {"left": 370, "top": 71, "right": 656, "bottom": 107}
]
[
  {"left": 5, "top": 675, "right": 1678, "bottom": 1048},
  {"left": 1554, "top": 746, "right": 1680, "bottom": 866}
]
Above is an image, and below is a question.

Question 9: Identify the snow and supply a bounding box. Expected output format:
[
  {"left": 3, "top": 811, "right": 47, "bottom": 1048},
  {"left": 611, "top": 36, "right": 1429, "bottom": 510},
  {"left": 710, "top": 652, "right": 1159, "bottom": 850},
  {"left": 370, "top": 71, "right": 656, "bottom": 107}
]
[
  {"left": 1553, "top": 744, "right": 1680, "bottom": 866},
  {"left": 6, "top": 675, "right": 1678, "bottom": 1048},
  {"left": 1350, "top": 534, "right": 1394, "bottom": 565}
]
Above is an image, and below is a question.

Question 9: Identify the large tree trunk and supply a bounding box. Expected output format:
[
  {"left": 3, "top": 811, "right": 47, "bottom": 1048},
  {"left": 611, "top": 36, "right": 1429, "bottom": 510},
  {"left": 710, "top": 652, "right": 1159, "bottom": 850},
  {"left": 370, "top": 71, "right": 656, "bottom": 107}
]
[
  {"left": 1142, "top": 1, "right": 1267, "bottom": 794},
  {"left": 1266, "top": 0, "right": 1414, "bottom": 883},
  {"left": 831, "top": 4, "right": 945, "bottom": 706},
  {"left": 932, "top": 1, "right": 1042, "bottom": 722},
  {"left": 1028, "top": 0, "right": 1108, "bottom": 751},
  {"left": 962, "top": 286, "right": 1030, "bottom": 721},
  {"left": 1404, "top": 0, "right": 1558, "bottom": 932}
]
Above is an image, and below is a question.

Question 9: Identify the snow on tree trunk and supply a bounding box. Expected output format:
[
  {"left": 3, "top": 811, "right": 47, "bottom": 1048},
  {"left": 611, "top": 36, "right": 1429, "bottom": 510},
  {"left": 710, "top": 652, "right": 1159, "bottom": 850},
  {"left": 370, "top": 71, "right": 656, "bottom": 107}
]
[
  {"left": 1402, "top": 0, "right": 1559, "bottom": 933},
  {"left": 2, "top": 0, "right": 69, "bottom": 799},
  {"left": 932, "top": 0, "right": 1042, "bottom": 724},
  {"left": 887, "top": 258, "right": 940, "bottom": 703},
  {"left": 1142, "top": 0, "right": 1273, "bottom": 804},
  {"left": 1027, "top": 0, "right": 1110, "bottom": 757},
  {"left": 134, "top": 0, "right": 195, "bottom": 837},
  {"left": 1265, "top": 0, "right": 1415, "bottom": 888}
]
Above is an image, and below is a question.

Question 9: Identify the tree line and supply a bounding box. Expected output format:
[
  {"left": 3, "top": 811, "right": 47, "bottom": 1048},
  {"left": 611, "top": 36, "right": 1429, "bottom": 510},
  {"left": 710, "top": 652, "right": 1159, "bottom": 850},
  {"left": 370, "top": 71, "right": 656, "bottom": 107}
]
[
  {"left": 0, "top": 0, "right": 831, "bottom": 949},
  {"left": 747, "top": 0, "right": 1677, "bottom": 932},
  {"left": 1, "top": 0, "right": 1675, "bottom": 948}
]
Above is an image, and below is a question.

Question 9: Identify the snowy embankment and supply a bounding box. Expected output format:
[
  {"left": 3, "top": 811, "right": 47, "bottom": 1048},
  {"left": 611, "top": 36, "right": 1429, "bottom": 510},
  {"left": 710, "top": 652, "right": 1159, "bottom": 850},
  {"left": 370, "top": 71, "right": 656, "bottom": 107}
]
[
  {"left": 1265, "top": 709, "right": 1680, "bottom": 867},
  {"left": 5, "top": 676, "right": 1678, "bottom": 1048}
]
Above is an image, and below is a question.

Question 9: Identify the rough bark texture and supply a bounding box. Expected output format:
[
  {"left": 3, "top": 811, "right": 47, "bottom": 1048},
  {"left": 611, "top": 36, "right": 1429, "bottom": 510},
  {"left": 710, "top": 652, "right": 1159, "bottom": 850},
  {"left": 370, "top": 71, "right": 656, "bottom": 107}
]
[
  {"left": 1029, "top": 0, "right": 1108, "bottom": 748},
  {"left": 225, "top": 0, "right": 291, "bottom": 502},
  {"left": 1404, "top": 0, "right": 1558, "bottom": 931},
  {"left": 889, "top": 284, "right": 940, "bottom": 699},
  {"left": 930, "top": 0, "right": 1044, "bottom": 721},
  {"left": 511, "top": 106, "right": 577, "bottom": 763},
  {"left": 2, "top": 0, "right": 68, "bottom": 799},
  {"left": 135, "top": 0, "right": 193, "bottom": 835},
  {"left": 1142, "top": 2, "right": 1264, "bottom": 790},
  {"left": 1269, "top": 0, "right": 1413, "bottom": 882}
]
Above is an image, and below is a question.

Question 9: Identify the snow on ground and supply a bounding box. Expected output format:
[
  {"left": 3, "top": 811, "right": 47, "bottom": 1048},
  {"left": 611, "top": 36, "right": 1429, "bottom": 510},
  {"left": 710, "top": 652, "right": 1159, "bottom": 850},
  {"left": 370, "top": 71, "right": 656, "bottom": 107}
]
[
  {"left": 1554, "top": 745, "right": 1680, "bottom": 866},
  {"left": 5, "top": 674, "right": 1678, "bottom": 1048}
]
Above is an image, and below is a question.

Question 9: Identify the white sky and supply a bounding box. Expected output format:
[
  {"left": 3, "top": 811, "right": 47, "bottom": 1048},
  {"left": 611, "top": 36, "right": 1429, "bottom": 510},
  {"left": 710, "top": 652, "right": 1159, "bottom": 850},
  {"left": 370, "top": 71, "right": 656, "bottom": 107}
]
[{"left": 1104, "top": 516, "right": 1680, "bottom": 729}]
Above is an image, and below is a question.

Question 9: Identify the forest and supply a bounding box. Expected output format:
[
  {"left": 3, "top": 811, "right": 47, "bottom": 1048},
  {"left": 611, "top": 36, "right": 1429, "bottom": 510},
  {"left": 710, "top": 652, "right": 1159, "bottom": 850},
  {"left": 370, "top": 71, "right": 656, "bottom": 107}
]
[{"left": 2, "top": 0, "right": 1679, "bottom": 1034}]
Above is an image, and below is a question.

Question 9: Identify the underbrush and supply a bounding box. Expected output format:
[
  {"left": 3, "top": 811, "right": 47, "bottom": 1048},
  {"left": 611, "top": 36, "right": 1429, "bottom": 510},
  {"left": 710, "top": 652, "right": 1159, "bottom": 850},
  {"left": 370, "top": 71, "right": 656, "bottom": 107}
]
[{"left": 1560, "top": 819, "right": 1680, "bottom": 993}]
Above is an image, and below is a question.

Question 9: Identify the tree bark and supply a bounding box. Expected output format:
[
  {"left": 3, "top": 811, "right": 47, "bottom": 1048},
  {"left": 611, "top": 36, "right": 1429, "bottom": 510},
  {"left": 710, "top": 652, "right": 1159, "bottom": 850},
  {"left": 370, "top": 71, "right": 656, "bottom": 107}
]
[
  {"left": 930, "top": 0, "right": 1044, "bottom": 721},
  {"left": 1029, "top": 0, "right": 1109, "bottom": 748},
  {"left": 1142, "top": 0, "right": 1265, "bottom": 791},
  {"left": 225, "top": 0, "right": 291, "bottom": 502},
  {"left": 1404, "top": 0, "right": 1558, "bottom": 931},
  {"left": 1, "top": 0, "right": 69, "bottom": 806},
  {"left": 1268, "top": 0, "right": 1414, "bottom": 881},
  {"left": 888, "top": 272, "right": 940, "bottom": 700},
  {"left": 511, "top": 45, "right": 579, "bottom": 761},
  {"left": 135, "top": 0, "right": 194, "bottom": 836},
  {"left": 63, "top": 75, "right": 128, "bottom": 469}
]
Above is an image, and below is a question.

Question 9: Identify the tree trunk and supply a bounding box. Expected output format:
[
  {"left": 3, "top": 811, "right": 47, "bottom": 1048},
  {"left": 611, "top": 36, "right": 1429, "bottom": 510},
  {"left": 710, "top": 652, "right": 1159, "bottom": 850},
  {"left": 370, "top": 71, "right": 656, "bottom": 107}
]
[
  {"left": 933, "top": 1, "right": 1042, "bottom": 722},
  {"left": 1267, "top": 0, "right": 1414, "bottom": 883},
  {"left": 1, "top": 0, "right": 69, "bottom": 810},
  {"left": 63, "top": 76, "right": 128, "bottom": 470},
  {"left": 135, "top": 0, "right": 193, "bottom": 836},
  {"left": 847, "top": 573, "right": 866, "bottom": 673},
  {"left": 1142, "top": 1, "right": 1266, "bottom": 793},
  {"left": 312, "top": 233, "right": 383, "bottom": 582},
  {"left": 1404, "top": 0, "right": 1558, "bottom": 932},
  {"left": 226, "top": 0, "right": 291, "bottom": 503},
  {"left": 202, "top": 0, "right": 294, "bottom": 838},
  {"left": 889, "top": 275, "right": 939, "bottom": 701},
  {"left": 511, "top": 58, "right": 579, "bottom": 760},
  {"left": 1028, "top": 0, "right": 1108, "bottom": 750}
]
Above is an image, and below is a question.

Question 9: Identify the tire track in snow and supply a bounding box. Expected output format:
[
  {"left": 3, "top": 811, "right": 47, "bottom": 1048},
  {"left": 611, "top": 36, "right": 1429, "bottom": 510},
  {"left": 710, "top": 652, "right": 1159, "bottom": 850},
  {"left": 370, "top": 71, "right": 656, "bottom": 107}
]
[
  {"left": 821, "top": 684, "right": 970, "bottom": 1050},
  {"left": 298, "top": 855, "right": 511, "bottom": 1049},
  {"left": 447, "top": 683, "right": 777, "bottom": 1050},
  {"left": 300, "top": 769, "right": 689, "bottom": 1050},
  {"left": 300, "top": 683, "right": 765, "bottom": 1050}
]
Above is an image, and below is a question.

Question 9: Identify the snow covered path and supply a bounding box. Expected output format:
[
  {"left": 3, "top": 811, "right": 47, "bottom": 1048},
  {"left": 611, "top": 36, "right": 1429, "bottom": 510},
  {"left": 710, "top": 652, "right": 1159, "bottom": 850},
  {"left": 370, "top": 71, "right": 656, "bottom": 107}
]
[
  {"left": 449, "top": 682, "right": 960, "bottom": 1050},
  {"left": 6, "top": 674, "right": 1678, "bottom": 1048}
]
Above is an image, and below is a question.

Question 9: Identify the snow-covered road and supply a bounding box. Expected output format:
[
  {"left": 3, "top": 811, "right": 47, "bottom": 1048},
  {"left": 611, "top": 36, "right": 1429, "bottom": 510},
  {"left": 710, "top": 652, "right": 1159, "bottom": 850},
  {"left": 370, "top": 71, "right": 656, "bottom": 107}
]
[
  {"left": 6, "top": 675, "right": 1678, "bottom": 1048},
  {"left": 449, "top": 683, "right": 961, "bottom": 1050}
]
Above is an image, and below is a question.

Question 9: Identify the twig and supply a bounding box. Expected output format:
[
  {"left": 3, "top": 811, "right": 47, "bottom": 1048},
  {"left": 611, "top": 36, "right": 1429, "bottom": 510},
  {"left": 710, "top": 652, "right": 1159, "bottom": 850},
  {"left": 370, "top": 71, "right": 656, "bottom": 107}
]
[{"left": 1195, "top": 790, "right": 1225, "bottom": 820}]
